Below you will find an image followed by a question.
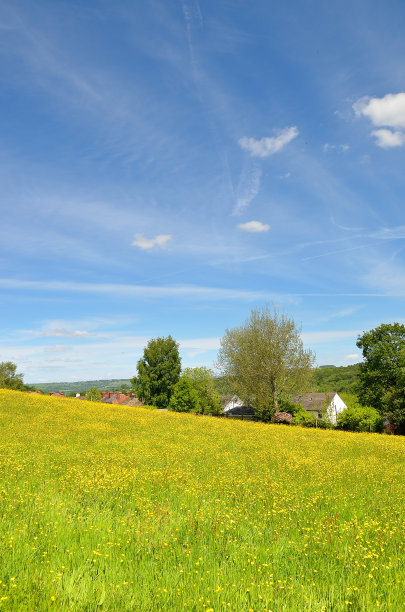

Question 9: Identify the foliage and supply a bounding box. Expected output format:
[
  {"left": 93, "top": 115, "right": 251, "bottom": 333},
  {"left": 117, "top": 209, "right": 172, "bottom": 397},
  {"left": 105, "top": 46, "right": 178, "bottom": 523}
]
[
  {"left": 311, "top": 363, "right": 360, "bottom": 393},
  {"left": 337, "top": 403, "right": 383, "bottom": 433},
  {"left": 131, "top": 336, "right": 181, "bottom": 408},
  {"left": 212, "top": 375, "right": 234, "bottom": 395},
  {"left": 382, "top": 382, "right": 405, "bottom": 435},
  {"left": 356, "top": 322, "right": 405, "bottom": 413},
  {"left": 182, "top": 367, "right": 222, "bottom": 415},
  {"left": 0, "top": 389, "right": 404, "bottom": 610},
  {"left": 168, "top": 377, "right": 200, "bottom": 413},
  {"left": 217, "top": 306, "right": 315, "bottom": 422},
  {"left": 0, "top": 361, "right": 25, "bottom": 390},
  {"left": 86, "top": 387, "right": 102, "bottom": 402}
]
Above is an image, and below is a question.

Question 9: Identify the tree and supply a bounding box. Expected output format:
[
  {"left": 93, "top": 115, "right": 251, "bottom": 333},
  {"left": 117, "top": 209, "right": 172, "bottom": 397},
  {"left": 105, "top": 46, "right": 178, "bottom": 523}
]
[
  {"left": 0, "top": 361, "right": 25, "bottom": 391},
  {"left": 356, "top": 323, "right": 405, "bottom": 413},
  {"left": 217, "top": 306, "right": 315, "bottom": 422},
  {"left": 168, "top": 377, "right": 200, "bottom": 413},
  {"left": 381, "top": 371, "right": 405, "bottom": 435},
  {"left": 131, "top": 336, "right": 181, "bottom": 408},
  {"left": 182, "top": 367, "right": 222, "bottom": 415},
  {"left": 86, "top": 387, "right": 101, "bottom": 402}
]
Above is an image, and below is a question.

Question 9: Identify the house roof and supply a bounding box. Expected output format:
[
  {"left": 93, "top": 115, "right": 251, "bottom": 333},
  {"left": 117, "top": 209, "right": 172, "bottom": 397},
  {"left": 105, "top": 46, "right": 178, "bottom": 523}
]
[{"left": 290, "top": 392, "right": 335, "bottom": 412}]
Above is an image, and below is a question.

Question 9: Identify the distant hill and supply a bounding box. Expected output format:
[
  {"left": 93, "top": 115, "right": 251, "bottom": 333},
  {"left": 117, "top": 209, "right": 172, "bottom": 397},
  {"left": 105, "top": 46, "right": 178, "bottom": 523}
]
[
  {"left": 32, "top": 365, "right": 360, "bottom": 396},
  {"left": 30, "top": 379, "right": 132, "bottom": 394},
  {"left": 311, "top": 364, "right": 360, "bottom": 394}
]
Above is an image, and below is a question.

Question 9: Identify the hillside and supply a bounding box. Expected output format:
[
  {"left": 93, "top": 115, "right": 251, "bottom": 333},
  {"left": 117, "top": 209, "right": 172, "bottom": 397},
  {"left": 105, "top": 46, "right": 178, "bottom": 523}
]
[
  {"left": 311, "top": 363, "right": 360, "bottom": 393},
  {"left": 0, "top": 389, "right": 403, "bottom": 610}
]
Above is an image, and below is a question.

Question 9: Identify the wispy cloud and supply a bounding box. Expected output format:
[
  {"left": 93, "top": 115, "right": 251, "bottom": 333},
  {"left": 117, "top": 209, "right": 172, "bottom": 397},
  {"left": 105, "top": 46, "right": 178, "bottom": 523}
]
[
  {"left": 323, "top": 143, "right": 349, "bottom": 152},
  {"left": 238, "top": 126, "right": 298, "bottom": 158},
  {"left": 321, "top": 307, "right": 361, "bottom": 322},
  {"left": 42, "top": 328, "right": 94, "bottom": 338},
  {"left": 132, "top": 233, "right": 172, "bottom": 250},
  {"left": 237, "top": 220, "right": 270, "bottom": 233},
  {"left": 301, "top": 330, "right": 360, "bottom": 343},
  {"left": 343, "top": 353, "right": 361, "bottom": 362},
  {"left": 233, "top": 165, "right": 261, "bottom": 215}
]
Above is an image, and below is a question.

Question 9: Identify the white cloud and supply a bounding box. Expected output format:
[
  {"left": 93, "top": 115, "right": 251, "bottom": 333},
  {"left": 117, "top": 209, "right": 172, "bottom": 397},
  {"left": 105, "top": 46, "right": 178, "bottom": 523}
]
[
  {"left": 353, "top": 93, "right": 405, "bottom": 128},
  {"left": 354, "top": 93, "right": 405, "bottom": 148},
  {"left": 237, "top": 220, "right": 270, "bottom": 233},
  {"left": 132, "top": 233, "right": 172, "bottom": 250},
  {"left": 371, "top": 129, "right": 405, "bottom": 148},
  {"left": 238, "top": 126, "right": 298, "bottom": 158}
]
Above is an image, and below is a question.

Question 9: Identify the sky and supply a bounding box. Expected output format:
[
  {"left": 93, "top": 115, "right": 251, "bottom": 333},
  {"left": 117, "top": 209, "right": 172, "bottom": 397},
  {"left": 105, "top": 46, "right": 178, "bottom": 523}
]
[{"left": 1, "top": 0, "right": 405, "bottom": 383}]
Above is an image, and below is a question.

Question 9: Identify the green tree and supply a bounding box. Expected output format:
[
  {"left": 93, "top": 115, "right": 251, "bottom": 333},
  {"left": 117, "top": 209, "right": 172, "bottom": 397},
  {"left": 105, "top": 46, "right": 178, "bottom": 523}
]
[
  {"left": 131, "top": 336, "right": 181, "bottom": 408},
  {"left": 183, "top": 367, "right": 222, "bottom": 415},
  {"left": 0, "top": 361, "right": 25, "bottom": 391},
  {"left": 86, "top": 387, "right": 102, "bottom": 402},
  {"left": 382, "top": 370, "right": 405, "bottom": 435},
  {"left": 217, "top": 306, "right": 315, "bottom": 422},
  {"left": 168, "top": 377, "right": 200, "bottom": 413},
  {"left": 356, "top": 323, "right": 405, "bottom": 413}
]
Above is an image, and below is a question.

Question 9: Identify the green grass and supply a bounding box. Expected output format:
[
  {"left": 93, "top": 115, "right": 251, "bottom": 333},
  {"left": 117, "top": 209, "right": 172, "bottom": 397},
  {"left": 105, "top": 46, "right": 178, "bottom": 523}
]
[{"left": 0, "top": 389, "right": 404, "bottom": 611}]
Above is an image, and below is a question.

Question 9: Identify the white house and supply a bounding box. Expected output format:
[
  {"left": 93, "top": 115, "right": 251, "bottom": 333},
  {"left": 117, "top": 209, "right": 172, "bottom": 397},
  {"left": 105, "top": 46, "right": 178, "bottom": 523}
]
[
  {"left": 224, "top": 392, "right": 348, "bottom": 425},
  {"left": 289, "top": 392, "right": 348, "bottom": 425}
]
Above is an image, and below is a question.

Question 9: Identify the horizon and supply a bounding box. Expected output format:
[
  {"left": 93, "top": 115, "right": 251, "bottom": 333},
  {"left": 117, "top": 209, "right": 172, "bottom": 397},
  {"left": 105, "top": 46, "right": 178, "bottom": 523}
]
[{"left": 1, "top": 1, "right": 405, "bottom": 382}]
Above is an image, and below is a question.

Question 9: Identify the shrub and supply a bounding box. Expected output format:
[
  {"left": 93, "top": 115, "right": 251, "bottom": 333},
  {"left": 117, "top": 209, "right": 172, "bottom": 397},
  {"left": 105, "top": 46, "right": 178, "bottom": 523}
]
[
  {"left": 168, "top": 378, "right": 200, "bottom": 413},
  {"left": 337, "top": 405, "right": 383, "bottom": 433},
  {"left": 272, "top": 411, "right": 293, "bottom": 424}
]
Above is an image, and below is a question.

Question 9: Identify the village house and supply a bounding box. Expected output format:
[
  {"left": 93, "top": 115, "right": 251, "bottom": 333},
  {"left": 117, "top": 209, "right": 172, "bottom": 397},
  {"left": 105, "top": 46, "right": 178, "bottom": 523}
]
[{"left": 223, "top": 392, "right": 347, "bottom": 425}]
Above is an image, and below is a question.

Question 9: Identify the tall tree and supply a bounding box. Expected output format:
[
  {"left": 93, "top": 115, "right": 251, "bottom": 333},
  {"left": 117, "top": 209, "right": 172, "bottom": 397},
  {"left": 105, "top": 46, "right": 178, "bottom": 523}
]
[
  {"left": 356, "top": 323, "right": 405, "bottom": 413},
  {"left": 0, "top": 361, "right": 25, "bottom": 391},
  {"left": 131, "top": 336, "right": 181, "bottom": 408},
  {"left": 217, "top": 306, "right": 315, "bottom": 421}
]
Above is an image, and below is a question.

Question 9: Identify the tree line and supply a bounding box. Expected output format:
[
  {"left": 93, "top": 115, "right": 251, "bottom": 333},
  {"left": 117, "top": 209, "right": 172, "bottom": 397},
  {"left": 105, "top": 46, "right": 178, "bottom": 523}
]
[{"left": 2, "top": 307, "right": 404, "bottom": 433}]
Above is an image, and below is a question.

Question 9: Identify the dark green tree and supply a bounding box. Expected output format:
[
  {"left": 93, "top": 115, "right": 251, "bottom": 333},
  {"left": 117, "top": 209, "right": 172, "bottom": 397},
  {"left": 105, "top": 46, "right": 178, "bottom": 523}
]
[
  {"left": 356, "top": 323, "right": 405, "bottom": 414},
  {"left": 131, "top": 336, "right": 181, "bottom": 408},
  {"left": 0, "top": 361, "right": 25, "bottom": 391},
  {"left": 382, "top": 369, "right": 405, "bottom": 435},
  {"left": 168, "top": 377, "right": 200, "bottom": 413}
]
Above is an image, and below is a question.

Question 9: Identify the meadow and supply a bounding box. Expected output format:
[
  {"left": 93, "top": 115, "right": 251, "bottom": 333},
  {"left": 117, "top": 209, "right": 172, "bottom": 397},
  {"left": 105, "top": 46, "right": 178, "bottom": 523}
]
[{"left": 0, "top": 390, "right": 403, "bottom": 611}]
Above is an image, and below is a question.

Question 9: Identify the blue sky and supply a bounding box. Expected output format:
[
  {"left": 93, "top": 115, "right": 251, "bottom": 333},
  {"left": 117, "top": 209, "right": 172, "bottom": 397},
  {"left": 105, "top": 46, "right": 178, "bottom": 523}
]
[{"left": 1, "top": 0, "right": 405, "bottom": 383}]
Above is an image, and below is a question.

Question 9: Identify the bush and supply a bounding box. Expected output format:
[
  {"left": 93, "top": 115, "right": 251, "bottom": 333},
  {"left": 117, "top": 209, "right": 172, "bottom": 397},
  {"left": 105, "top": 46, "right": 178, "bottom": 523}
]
[
  {"left": 168, "top": 378, "right": 200, "bottom": 413},
  {"left": 337, "top": 405, "right": 383, "bottom": 433},
  {"left": 292, "top": 410, "right": 317, "bottom": 427},
  {"left": 272, "top": 411, "right": 293, "bottom": 424}
]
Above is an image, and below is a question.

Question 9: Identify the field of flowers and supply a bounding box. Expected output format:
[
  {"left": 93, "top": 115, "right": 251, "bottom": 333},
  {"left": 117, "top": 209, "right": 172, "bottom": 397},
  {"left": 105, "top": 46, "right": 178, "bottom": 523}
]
[{"left": 0, "top": 389, "right": 404, "bottom": 611}]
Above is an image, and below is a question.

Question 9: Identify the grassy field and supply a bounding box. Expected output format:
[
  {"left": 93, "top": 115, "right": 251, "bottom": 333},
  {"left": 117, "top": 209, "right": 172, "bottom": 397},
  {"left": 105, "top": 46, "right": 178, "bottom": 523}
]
[{"left": 0, "top": 390, "right": 403, "bottom": 611}]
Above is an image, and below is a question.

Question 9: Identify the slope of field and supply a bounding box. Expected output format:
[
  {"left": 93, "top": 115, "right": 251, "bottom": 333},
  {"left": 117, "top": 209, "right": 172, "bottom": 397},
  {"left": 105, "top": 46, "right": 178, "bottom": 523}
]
[{"left": 0, "top": 390, "right": 403, "bottom": 611}]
